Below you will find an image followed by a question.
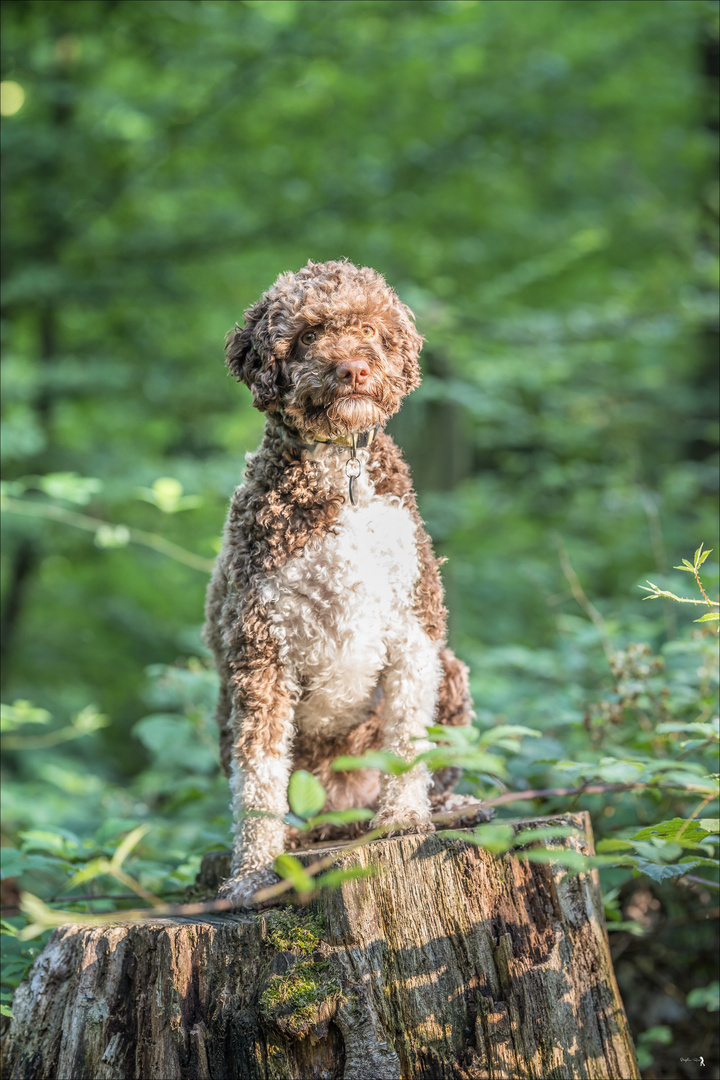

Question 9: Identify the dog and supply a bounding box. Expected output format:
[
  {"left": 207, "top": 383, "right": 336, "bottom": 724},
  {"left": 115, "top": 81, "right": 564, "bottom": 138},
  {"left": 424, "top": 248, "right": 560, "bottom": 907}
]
[{"left": 204, "top": 259, "right": 479, "bottom": 906}]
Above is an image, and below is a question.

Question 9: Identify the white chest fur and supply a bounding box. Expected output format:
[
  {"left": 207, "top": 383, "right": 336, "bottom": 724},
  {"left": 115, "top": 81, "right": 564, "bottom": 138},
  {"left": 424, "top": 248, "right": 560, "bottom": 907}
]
[{"left": 258, "top": 495, "right": 421, "bottom": 735}]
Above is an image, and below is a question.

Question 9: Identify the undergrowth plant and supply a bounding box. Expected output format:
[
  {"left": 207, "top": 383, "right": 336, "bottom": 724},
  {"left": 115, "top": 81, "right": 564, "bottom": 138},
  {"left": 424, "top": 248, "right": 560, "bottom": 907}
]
[{"left": 1, "top": 545, "right": 718, "bottom": 1023}]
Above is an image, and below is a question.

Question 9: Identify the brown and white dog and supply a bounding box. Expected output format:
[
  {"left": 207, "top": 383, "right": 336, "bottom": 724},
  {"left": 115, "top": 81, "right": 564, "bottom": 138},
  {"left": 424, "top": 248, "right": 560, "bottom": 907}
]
[{"left": 204, "top": 259, "right": 477, "bottom": 906}]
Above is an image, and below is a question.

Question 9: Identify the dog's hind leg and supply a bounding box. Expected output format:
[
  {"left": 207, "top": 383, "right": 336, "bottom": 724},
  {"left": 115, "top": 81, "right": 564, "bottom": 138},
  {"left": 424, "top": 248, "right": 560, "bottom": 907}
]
[
  {"left": 429, "top": 646, "right": 474, "bottom": 798},
  {"left": 435, "top": 646, "right": 473, "bottom": 728}
]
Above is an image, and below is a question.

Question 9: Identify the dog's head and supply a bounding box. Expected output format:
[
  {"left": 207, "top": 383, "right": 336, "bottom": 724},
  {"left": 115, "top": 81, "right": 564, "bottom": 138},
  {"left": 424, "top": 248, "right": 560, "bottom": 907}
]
[{"left": 226, "top": 259, "right": 423, "bottom": 438}]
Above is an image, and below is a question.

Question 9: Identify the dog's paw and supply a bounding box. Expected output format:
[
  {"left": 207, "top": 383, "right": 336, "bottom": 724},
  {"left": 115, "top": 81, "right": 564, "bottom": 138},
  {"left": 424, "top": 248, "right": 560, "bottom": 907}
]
[
  {"left": 371, "top": 810, "right": 435, "bottom": 838},
  {"left": 218, "top": 868, "right": 281, "bottom": 908}
]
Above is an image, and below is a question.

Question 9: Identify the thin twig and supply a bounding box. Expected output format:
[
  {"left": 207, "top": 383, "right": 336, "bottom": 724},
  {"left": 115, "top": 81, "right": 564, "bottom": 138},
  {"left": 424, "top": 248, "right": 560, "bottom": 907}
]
[
  {"left": 2, "top": 498, "right": 214, "bottom": 574},
  {"left": 16, "top": 781, "right": 718, "bottom": 929},
  {"left": 637, "top": 487, "right": 677, "bottom": 639},
  {"left": 3, "top": 892, "right": 186, "bottom": 911},
  {"left": 640, "top": 583, "right": 717, "bottom": 607},
  {"left": 255, "top": 779, "right": 717, "bottom": 902},
  {"left": 551, "top": 532, "right": 616, "bottom": 666},
  {"left": 52, "top": 890, "right": 184, "bottom": 904},
  {"left": 677, "top": 875, "right": 720, "bottom": 891},
  {"left": 3, "top": 728, "right": 100, "bottom": 751},
  {"left": 481, "top": 780, "right": 715, "bottom": 808},
  {"left": 692, "top": 563, "right": 713, "bottom": 607}
]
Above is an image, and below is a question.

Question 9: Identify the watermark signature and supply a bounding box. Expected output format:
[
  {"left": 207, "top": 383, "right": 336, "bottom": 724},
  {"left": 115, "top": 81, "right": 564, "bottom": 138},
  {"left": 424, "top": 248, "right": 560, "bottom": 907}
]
[{"left": 680, "top": 1058, "right": 705, "bottom": 1067}]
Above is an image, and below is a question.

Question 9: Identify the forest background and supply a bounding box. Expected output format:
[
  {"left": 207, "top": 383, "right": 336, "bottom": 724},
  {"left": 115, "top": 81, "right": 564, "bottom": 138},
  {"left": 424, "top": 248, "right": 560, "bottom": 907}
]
[{"left": 1, "top": 1, "right": 719, "bottom": 1077}]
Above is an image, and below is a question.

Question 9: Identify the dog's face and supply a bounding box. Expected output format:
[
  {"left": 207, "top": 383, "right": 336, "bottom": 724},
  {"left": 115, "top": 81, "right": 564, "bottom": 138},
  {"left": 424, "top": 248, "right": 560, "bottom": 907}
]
[{"left": 226, "top": 260, "right": 423, "bottom": 438}]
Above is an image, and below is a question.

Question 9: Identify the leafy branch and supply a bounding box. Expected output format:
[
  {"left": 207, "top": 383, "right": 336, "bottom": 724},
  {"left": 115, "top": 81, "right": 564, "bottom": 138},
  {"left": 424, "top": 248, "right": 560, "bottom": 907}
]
[
  {"left": 10, "top": 770, "right": 718, "bottom": 938},
  {"left": 2, "top": 496, "right": 214, "bottom": 574},
  {"left": 1, "top": 701, "right": 109, "bottom": 751},
  {"left": 641, "top": 544, "right": 719, "bottom": 625}
]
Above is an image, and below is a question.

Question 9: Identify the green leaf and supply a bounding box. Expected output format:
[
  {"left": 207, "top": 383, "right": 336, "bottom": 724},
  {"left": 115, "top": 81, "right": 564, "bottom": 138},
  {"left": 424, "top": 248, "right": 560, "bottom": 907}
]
[
  {"left": 656, "top": 722, "right": 719, "bottom": 737},
  {"left": 110, "top": 824, "right": 150, "bottom": 869},
  {"left": 638, "top": 1025, "right": 673, "bottom": 1046},
  {"left": 594, "top": 759, "right": 645, "bottom": 783},
  {"left": 513, "top": 825, "right": 579, "bottom": 846},
  {"left": 0, "top": 1005, "right": 13, "bottom": 1018},
  {"left": 273, "top": 854, "right": 314, "bottom": 896},
  {"left": 331, "top": 751, "right": 412, "bottom": 776},
  {"left": 415, "top": 746, "right": 506, "bottom": 774},
  {"left": 0, "top": 849, "right": 64, "bottom": 879},
  {"left": 440, "top": 824, "right": 516, "bottom": 853},
  {"left": 314, "top": 865, "right": 377, "bottom": 889},
  {"left": 17, "top": 893, "right": 71, "bottom": 938},
  {"left": 518, "top": 848, "right": 589, "bottom": 871},
  {"left": 695, "top": 612, "right": 719, "bottom": 623},
  {"left": 0, "top": 849, "right": 23, "bottom": 880},
  {"left": 596, "top": 838, "right": 634, "bottom": 853},
  {"left": 71, "top": 706, "right": 110, "bottom": 734},
  {"left": 65, "top": 857, "right": 112, "bottom": 889},
  {"left": 36, "top": 473, "right": 102, "bottom": 505},
  {"left": 287, "top": 770, "right": 326, "bottom": 819},
  {"left": 94, "top": 524, "right": 131, "bottom": 549},
  {"left": 137, "top": 477, "right": 202, "bottom": 514},
  {"left": 20, "top": 829, "right": 81, "bottom": 858},
  {"left": 632, "top": 840, "right": 684, "bottom": 863},
  {"left": 425, "top": 723, "right": 479, "bottom": 744},
  {"left": 92, "top": 819, "right": 145, "bottom": 846},
  {"left": 630, "top": 857, "right": 718, "bottom": 883},
  {"left": 1, "top": 700, "right": 52, "bottom": 732},
  {"left": 477, "top": 724, "right": 541, "bottom": 747},
  {"left": 687, "top": 982, "right": 720, "bottom": 1012},
  {"left": 698, "top": 819, "right": 720, "bottom": 834},
  {"left": 305, "top": 808, "right": 374, "bottom": 828},
  {"left": 630, "top": 818, "right": 712, "bottom": 844}
]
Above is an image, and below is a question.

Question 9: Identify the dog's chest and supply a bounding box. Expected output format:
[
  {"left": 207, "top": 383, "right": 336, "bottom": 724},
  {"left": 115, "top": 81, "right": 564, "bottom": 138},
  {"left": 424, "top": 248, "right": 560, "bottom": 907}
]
[{"left": 258, "top": 497, "right": 419, "bottom": 707}]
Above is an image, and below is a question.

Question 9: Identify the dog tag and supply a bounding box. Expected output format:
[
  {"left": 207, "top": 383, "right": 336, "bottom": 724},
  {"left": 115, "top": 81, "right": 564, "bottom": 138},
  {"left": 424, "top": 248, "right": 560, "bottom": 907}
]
[{"left": 346, "top": 457, "right": 361, "bottom": 505}]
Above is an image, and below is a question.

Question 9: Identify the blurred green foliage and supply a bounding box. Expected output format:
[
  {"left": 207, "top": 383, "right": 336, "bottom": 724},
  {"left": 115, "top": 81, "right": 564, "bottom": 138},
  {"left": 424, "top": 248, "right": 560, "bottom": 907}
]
[{"left": 1, "top": 0, "right": 719, "bottom": 1074}]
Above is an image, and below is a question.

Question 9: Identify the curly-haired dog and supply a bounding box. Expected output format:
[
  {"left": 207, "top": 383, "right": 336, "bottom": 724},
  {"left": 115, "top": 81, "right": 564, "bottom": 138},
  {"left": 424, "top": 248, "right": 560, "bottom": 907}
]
[{"left": 204, "top": 259, "right": 479, "bottom": 906}]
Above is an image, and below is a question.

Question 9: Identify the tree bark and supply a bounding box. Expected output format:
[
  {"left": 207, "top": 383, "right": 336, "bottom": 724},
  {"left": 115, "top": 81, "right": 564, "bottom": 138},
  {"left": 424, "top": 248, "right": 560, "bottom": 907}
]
[{"left": 1, "top": 813, "right": 639, "bottom": 1080}]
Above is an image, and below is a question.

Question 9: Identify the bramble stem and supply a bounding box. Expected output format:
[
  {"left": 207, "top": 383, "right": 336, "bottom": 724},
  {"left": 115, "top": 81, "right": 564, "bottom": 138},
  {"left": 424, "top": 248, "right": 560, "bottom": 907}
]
[{"left": 2, "top": 497, "right": 214, "bottom": 574}]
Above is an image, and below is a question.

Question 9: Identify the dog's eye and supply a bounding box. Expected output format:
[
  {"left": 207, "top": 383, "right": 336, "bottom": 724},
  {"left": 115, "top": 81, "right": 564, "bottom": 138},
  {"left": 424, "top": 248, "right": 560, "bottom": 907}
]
[
  {"left": 361, "top": 325, "right": 375, "bottom": 337},
  {"left": 301, "top": 329, "right": 318, "bottom": 345}
]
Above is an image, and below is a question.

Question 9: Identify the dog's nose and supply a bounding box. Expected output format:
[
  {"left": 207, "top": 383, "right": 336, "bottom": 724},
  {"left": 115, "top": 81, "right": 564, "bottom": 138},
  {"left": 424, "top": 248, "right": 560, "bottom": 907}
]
[{"left": 336, "top": 359, "right": 370, "bottom": 389}]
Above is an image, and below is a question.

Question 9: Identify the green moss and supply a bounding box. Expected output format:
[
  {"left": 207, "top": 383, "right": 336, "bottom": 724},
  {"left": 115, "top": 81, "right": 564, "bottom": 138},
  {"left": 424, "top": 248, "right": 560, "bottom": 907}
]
[
  {"left": 258, "top": 909, "right": 342, "bottom": 1038},
  {"left": 260, "top": 956, "right": 342, "bottom": 1035},
  {"left": 261, "top": 908, "right": 326, "bottom": 955}
]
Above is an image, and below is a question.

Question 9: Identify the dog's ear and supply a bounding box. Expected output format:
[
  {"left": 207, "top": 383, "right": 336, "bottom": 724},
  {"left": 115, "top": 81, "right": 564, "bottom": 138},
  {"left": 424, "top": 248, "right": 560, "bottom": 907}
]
[
  {"left": 392, "top": 299, "right": 424, "bottom": 393},
  {"left": 225, "top": 299, "right": 281, "bottom": 413}
]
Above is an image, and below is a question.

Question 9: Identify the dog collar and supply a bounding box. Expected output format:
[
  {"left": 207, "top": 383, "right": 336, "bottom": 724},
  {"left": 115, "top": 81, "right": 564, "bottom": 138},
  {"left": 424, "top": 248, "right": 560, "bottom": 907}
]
[
  {"left": 272, "top": 421, "right": 379, "bottom": 506},
  {"left": 271, "top": 420, "right": 379, "bottom": 452},
  {"left": 311, "top": 427, "right": 379, "bottom": 450}
]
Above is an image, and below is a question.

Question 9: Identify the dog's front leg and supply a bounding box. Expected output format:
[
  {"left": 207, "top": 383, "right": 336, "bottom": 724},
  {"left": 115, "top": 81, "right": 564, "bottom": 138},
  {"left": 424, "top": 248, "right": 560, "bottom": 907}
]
[
  {"left": 372, "top": 626, "right": 442, "bottom": 834},
  {"left": 218, "top": 657, "right": 295, "bottom": 908}
]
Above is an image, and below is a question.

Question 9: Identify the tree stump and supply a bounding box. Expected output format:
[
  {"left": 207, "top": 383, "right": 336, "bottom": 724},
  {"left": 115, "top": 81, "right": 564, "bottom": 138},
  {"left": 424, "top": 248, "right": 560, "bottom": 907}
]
[{"left": 1, "top": 813, "right": 639, "bottom": 1080}]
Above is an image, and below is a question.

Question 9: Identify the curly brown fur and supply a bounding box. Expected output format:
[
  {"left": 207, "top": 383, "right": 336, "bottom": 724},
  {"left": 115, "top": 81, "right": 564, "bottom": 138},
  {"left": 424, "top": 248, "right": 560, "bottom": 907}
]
[
  {"left": 204, "top": 259, "right": 480, "bottom": 904},
  {"left": 226, "top": 260, "right": 422, "bottom": 439},
  {"left": 206, "top": 424, "right": 346, "bottom": 772}
]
